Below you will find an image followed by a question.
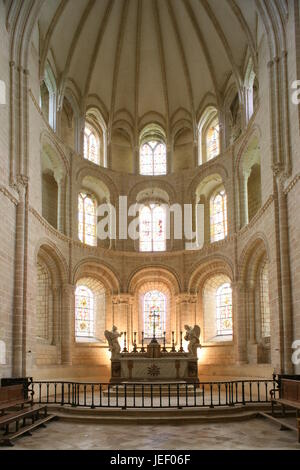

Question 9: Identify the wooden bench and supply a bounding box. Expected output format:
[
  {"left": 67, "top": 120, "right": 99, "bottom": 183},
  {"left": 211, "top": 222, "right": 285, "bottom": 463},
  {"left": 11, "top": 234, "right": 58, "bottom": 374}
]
[
  {"left": 0, "top": 384, "right": 32, "bottom": 415},
  {"left": 259, "top": 400, "right": 300, "bottom": 443},
  {"left": 0, "top": 404, "right": 56, "bottom": 447},
  {"left": 258, "top": 377, "right": 300, "bottom": 443}
]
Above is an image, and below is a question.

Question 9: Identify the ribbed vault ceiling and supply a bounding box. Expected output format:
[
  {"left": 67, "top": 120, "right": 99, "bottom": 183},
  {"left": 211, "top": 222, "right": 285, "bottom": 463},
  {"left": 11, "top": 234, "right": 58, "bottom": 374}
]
[{"left": 37, "top": 0, "right": 262, "bottom": 129}]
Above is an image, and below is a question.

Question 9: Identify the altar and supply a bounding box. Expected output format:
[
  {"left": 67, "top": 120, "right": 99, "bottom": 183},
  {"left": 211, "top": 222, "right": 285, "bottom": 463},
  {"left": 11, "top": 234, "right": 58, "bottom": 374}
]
[{"left": 105, "top": 325, "right": 201, "bottom": 385}]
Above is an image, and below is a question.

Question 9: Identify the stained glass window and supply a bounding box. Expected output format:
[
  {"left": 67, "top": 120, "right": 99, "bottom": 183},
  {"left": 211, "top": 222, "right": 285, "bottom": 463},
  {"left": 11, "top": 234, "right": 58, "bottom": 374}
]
[
  {"left": 216, "top": 283, "right": 232, "bottom": 336},
  {"left": 78, "top": 192, "right": 97, "bottom": 246},
  {"left": 206, "top": 120, "right": 220, "bottom": 161},
  {"left": 75, "top": 285, "right": 94, "bottom": 338},
  {"left": 140, "top": 204, "right": 166, "bottom": 252},
  {"left": 210, "top": 189, "right": 227, "bottom": 242},
  {"left": 143, "top": 290, "right": 166, "bottom": 339},
  {"left": 140, "top": 141, "right": 167, "bottom": 175},
  {"left": 84, "top": 126, "right": 100, "bottom": 165},
  {"left": 260, "top": 262, "right": 270, "bottom": 338}
]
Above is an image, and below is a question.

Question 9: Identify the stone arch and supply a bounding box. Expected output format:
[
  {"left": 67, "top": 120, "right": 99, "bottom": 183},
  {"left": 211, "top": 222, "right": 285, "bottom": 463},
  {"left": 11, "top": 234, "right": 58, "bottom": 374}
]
[
  {"left": 40, "top": 131, "right": 69, "bottom": 175},
  {"left": 239, "top": 234, "right": 272, "bottom": 364},
  {"left": 34, "top": 241, "right": 68, "bottom": 348},
  {"left": 239, "top": 233, "right": 270, "bottom": 284},
  {"left": 236, "top": 128, "right": 262, "bottom": 227},
  {"left": 128, "top": 266, "right": 181, "bottom": 345},
  {"left": 72, "top": 258, "right": 120, "bottom": 295},
  {"left": 34, "top": 239, "right": 68, "bottom": 285},
  {"left": 188, "top": 255, "right": 234, "bottom": 294},
  {"left": 128, "top": 179, "right": 177, "bottom": 206},
  {"left": 235, "top": 125, "right": 262, "bottom": 172},
  {"left": 127, "top": 266, "right": 181, "bottom": 296},
  {"left": 189, "top": 165, "right": 229, "bottom": 200},
  {"left": 75, "top": 166, "right": 118, "bottom": 204}
]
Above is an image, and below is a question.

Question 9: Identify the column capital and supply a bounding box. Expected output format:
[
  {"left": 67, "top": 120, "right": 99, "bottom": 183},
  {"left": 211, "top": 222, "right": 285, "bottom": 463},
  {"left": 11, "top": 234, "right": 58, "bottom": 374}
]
[
  {"left": 175, "top": 293, "right": 198, "bottom": 304},
  {"left": 62, "top": 283, "right": 75, "bottom": 295},
  {"left": 112, "top": 294, "right": 134, "bottom": 305}
]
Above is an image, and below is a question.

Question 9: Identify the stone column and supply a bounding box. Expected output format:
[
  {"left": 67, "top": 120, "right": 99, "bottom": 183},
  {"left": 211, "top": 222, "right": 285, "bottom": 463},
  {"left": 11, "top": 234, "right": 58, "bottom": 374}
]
[
  {"left": 232, "top": 281, "right": 248, "bottom": 364},
  {"left": 239, "top": 171, "right": 250, "bottom": 228},
  {"left": 202, "top": 195, "right": 210, "bottom": 244},
  {"left": 247, "top": 282, "right": 256, "bottom": 344},
  {"left": 193, "top": 140, "right": 198, "bottom": 167},
  {"left": 167, "top": 143, "right": 172, "bottom": 174},
  {"left": 61, "top": 284, "right": 74, "bottom": 365},
  {"left": 12, "top": 178, "right": 28, "bottom": 377},
  {"left": 52, "top": 286, "right": 61, "bottom": 347},
  {"left": 133, "top": 145, "right": 139, "bottom": 174},
  {"left": 54, "top": 170, "right": 66, "bottom": 234},
  {"left": 112, "top": 295, "right": 134, "bottom": 349},
  {"left": 276, "top": 176, "right": 294, "bottom": 373}
]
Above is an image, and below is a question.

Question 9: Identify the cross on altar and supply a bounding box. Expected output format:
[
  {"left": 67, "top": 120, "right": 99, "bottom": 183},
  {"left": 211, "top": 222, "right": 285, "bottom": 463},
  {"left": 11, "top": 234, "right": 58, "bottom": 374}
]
[{"left": 149, "top": 305, "right": 160, "bottom": 340}]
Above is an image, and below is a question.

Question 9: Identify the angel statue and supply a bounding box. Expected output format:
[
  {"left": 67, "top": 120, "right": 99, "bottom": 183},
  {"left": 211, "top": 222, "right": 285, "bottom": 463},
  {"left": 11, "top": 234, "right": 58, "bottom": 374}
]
[
  {"left": 104, "top": 325, "right": 123, "bottom": 359},
  {"left": 184, "top": 325, "right": 201, "bottom": 356}
]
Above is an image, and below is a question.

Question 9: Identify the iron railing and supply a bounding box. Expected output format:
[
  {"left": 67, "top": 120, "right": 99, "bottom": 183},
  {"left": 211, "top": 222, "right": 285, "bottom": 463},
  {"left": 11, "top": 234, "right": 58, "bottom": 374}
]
[{"left": 30, "top": 379, "right": 276, "bottom": 409}]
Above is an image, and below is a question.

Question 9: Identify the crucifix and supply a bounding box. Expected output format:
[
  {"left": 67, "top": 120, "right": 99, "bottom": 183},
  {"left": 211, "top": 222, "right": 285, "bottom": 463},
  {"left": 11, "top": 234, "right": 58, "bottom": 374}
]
[{"left": 149, "top": 305, "right": 160, "bottom": 341}]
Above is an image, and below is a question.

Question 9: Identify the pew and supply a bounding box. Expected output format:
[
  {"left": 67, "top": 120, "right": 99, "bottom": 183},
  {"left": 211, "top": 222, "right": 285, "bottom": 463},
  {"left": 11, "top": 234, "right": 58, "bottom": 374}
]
[{"left": 0, "top": 382, "right": 56, "bottom": 447}]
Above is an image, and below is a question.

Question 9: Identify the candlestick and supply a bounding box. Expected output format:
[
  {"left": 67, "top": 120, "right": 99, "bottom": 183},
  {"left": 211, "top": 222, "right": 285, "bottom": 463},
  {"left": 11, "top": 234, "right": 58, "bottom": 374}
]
[
  {"left": 179, "top": 331, "right": 184, "bottom": 352},
  {"left": 162, "top": 331, "right": 167, "bottom": 352},
  {"left": 133, "top": 332, "right": 137, "bottom": 353},
  {"left": 171, "top": 331, "right": 176, "bottom": 352},
  {"left": 140, "top": 331, "right": 145, "bottom": 352},
  {"left": 123, "top": 331, "right": 128, "bottom": 352}
]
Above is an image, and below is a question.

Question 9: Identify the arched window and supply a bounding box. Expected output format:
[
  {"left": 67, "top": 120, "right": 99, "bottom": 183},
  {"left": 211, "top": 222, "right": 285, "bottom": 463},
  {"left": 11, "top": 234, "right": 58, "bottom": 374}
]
[
  {"left": 216, "top": 283, "right": 232, "bottom": 336},
  {"left": 210, "top": 189, "right": 227, "bottom": 242},
  {"left": 39, "top": 64, "right": 57, "bottom": 130},
  {"left": 84, "top": 125, "right": 100, "bottom": 165},
  {"left": 139, "top": 204, "right": 166, "bottom": 252},
  {"left": 260, "top": 261, "right": 270, "bottom": 338},
  {"left": 140, "top": 141, "right": 167, "bottom": 175},
  {"left": 206, "top": 119, "right": 220, "bottom": 161},
  {"left": 143, "top": 290, "right": 166, "bottom": 339},
  {"left": 198, "top": 107, "right": 220, "bottom": 164},
  {"left": 78, "top": 192, "right": 97, "bottom": 246},
  {"left": 75, "top": 285, "right": 94, "bottom": 338}
]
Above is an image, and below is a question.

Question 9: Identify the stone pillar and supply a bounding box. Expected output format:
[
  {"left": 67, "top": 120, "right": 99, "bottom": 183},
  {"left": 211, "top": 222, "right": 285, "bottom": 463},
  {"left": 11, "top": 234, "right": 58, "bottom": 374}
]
[
  {"left": 247, "top": 282, "right": 256, "bottom": 344},
  {"left": 112, "top": 295, "right": 133, "bottom": 349},
  {"left": 232, "top": 281, "right": 247, "bottom": 364},
  {"left": 52, "top": 286, "right": 61, "bottom": 347},
  {"left": 276, "top": 176, "right": 294, "bottom": 373},
  {"left": 133, "top": 145, "right": 139, "bottom": 174},
  {"left": 12, "top": 178, "right": 28, "bottom": 377},
  {"left": 202, "top": 195, "right": 210, "bottom": 244},
  {"left": 54, "top": 170, "right": 66, "bottom": 234},
  {"left": 239, "top": 171, "right": 250, "bottom": 228},
  {"left": 193, "top": 140, "right": 198, "bottom": 167},
  {"left": 61, "top": 284, "right": 74, "bottom": 365},
  {"left": 167, "top": 143, "right": 172, "bottom": 174}
]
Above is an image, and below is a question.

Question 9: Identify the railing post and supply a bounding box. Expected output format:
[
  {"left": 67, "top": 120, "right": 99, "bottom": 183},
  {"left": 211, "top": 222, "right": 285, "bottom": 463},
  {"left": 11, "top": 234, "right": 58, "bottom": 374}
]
[
  {"left": 71, "top": 383, "right": 76, "bottom": 407},
  {"left": 209, "top": 384, "right": 214, "bottom": 408},
  {"left": 61, "top": 382, "right": 64, "bottom": 406},
  {"left": 91, "top": 384, "right": 95, "bottom": 409},
  {"left": 242, "top": 381, "right": 246, "bottom": 405}
]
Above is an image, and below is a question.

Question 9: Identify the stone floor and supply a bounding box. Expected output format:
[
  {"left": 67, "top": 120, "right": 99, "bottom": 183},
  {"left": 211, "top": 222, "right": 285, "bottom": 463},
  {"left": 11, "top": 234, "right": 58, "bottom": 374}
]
[{"left": 2, "top": 418, "right": 300, "bottom": 450}]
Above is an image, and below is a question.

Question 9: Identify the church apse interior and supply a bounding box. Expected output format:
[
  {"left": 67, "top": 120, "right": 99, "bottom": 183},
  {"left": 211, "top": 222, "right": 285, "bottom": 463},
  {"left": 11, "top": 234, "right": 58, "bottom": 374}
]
[{"left": 0, "top": 0, "right": 300, "bottom": 451}]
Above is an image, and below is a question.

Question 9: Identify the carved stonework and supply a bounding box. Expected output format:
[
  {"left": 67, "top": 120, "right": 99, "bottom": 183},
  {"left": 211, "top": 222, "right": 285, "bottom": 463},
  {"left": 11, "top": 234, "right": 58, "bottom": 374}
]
[
  {"left": 188, "top": 361, "right": 198, "bottom": 378},
  {"left": 112, "top": 361, "right": 121, "bottom": 377},
  {"left": 147, "top": 364, "right": 160, "bottom": 377}
]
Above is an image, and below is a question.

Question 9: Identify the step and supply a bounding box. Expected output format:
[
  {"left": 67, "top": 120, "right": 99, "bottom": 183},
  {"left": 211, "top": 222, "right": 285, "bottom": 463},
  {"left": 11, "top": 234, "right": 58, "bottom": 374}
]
[
  {"left": 0, "top": 414, "right": 57, "bottom": 447},
  {"left": 45, "top": 403, "right": 273, "bottom": 425},
  {"left": 258, "top": 411, "right": 298, "bottom": 432}
]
